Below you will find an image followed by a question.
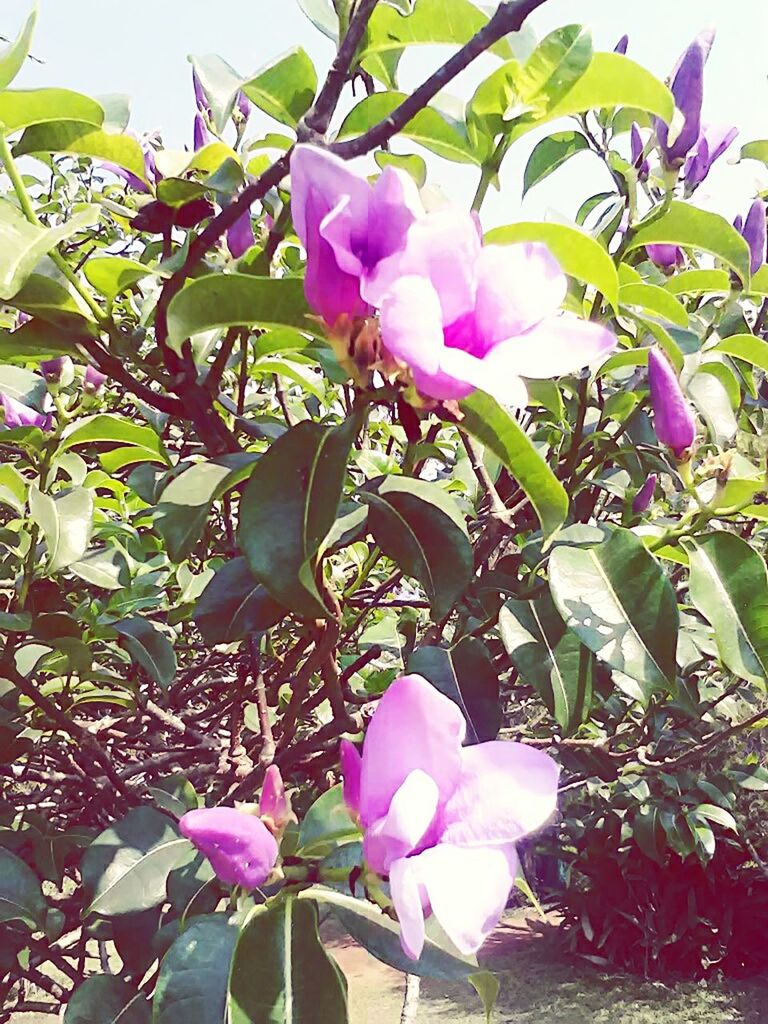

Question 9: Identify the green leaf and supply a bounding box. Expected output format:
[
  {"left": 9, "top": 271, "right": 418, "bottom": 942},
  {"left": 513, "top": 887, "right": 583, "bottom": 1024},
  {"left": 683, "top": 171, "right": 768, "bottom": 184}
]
[
  {"left": 297, "top": 785, "right": 360, "bottom": 856},
  {"left": 548, "top": 527, "right": 678, "bottom": 693},
  {"left": 337, "top": 92, "right": 478, "bottom": 164},
  {"left": 360, "top": 0, "right": 511, "bottom": 60},
  {"left": 408, "top": 639, "right": 500, "bottom": 743},
  {"left": 114, "top": 617, "right": 177, "bottom": 688},
  {"left": 360, "top": 476, "right": 473, "bottom": 620},
  {"left": 0, "top": 4, "right": 37, "bottom": 90},
  {"left": 296, "top": 0, "right": 338, "bottom": 40},
  {"left": 619, "top": 282, "right": 689, "bottom": 328},
  {"left": 0, "top": 847, "right": 46, "bottom": 930},
  {"left": 374, "top": 150, "right": 427, "bottom": 186},
  {"left": 64, "top": 977, "right": 149, "bottom": 1024},
  {"left": 665, "top": 269, "right": 731, "bottom": 296},
  {"left": 0, "top": 318, "right": 82, "bottom": 361},
  {"left": 468, "top": 971, "right": 500, "bottom": 1024},
  {"left": 154, "top": 915, "right": 238, "bottom": 1024},
  {"left": 154, "top": 460, "right": 243, "bottom": 563},
  {"left": 523, "top": 131, "right": 590, "bottom": 195},
  {"left": 0, "top": 199, "right": 99, "bottom": 301},
  {"left": 82, "top": 807, "right": 191, "bottom": 918},
  {"left": 8, "top": 260, "right": 95, "bottom": 326},
  {"left": 713, "top": 334, "right": 768, "bottom": 373},
  {"left": 166, "top": 275, "right": 312, "bottom": 354},
  {"left": 15, "top": 122, "right": 148, "bottom": 181},
  {"left": 626, "top": 201, "right": 752, "bottom": 286},
  {"left": 188, "top": 54, "right": 243, "bottom": 135},
  {"left": 304, "top": 886, "right": 478, "bottom": 981},
  {"left": 633, "top": 807, "right": 665, "bottom": 864},
  {"left": 194, "top": 557, "right": 286, "bottom": 644},
  {"left": 84, "top": 255, "right": 154, "bottom": 300},
  {"left": 683, "top": 531, "right": 768, "bottom": 688},
  {"left": 499, "top": 595, "right": 594, "bottom": 733},
  {"left": 739, "top": 139, "right": 768, "bottom": 167},
  {"left": 516, "top": 25, "right": 593, "bottom": 112},
  {"left": 485, "top": 220, "right": 619, "bottom": 309},
  {"left": 239, "top": 415, "right": 361, "bottom": 619},
  {"left": 59, "top": 414, "right": 170, "bottom": 467},
  {"left": 29, "top": 484, "right": 94, "bottom": 573},
  {"left": 459, "top": 391, "right": 568, "bottom": 541},
  {"left": 0, "top": 88, "right": 104, "bottom": 132},
  {"left": 0, "top": 363, "right": 45, "bottom": 406},
  {"left": 693, "top": 803, "right": 737, "bottom": 832},
  {"left": 228, "top": 896, "right": 349, "bottom": 1024},
  {"left": 242, "top": 48, "right": 318, "bottom": 129}
]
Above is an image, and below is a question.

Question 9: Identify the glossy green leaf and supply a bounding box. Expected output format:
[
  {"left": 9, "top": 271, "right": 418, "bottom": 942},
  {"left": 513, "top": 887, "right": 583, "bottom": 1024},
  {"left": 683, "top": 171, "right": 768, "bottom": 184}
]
[
  {"left": 664, "top": 269, "right": 731, "bottom": 296},
  {"left": 633, "top": 807, "right": 665, "bottom": 864},
  {"left": 239, "top": 415, "right": 361, "bottom": 619},
  {"left": 516, "top": 25, "right": 593, "bottom": 112},
  {"left": 228, "top": 896, "right": 348, "bottom": 1024},
  {"left": 408, "top": 639, "right": 500, "bottom": 743},
  {"left": 626, "top": 201, "right": 752, "bottom": 286},
  {"left": 0, "top": 363, "right": 45, "bottom": 406},
  {"left": 0, "top": 318, "right": 82, "bottom": 361},
  {"left": 8, "top": 261, "right": 95, "bottom": 326},
  {"left": 242, "top": 48, "right": 318, "bottom": 129},
  {"left": 374, "top": 150, "right": 427, "bottom": 186},
  {"left": 499, "top": 595, "right": 594, "bottom": 732},
  {"left": 114, "top": 617, "right": 177, "bottom": 688},
  {"left": 523, "top": 131, "right": 590, "bottom": 195},
  {"left": 0, "top": 847, "right": 46, "bottom": 929},
  {"left": 70, "top": 547, "right": 126, "bottom": 591},
  {"left": 360, "top": 476, "right": 473, "bottom": 620},
  {"left": 684, "top": 531, "right": 768, "bottom": 688},
  {"left": 188, "top": 53, "right": 243, "bottom": 134},
  {"left": 29, "top": 484, "right": 94, "bottom": 573},
  {"left": 166, "top": 275, "right": 312, "bottom": 354},
  {"left": 154, "top": 915, "right": 238, "bottom": 1024},
  {"left": 297, "top": 785, "right": 360, "bottom": 856},
  {"left": 0, "top": 5, "right": 37, "bottom": 90},
  {"left": 486, "top": 221, "right": 619, "bottom": 309},
  {"left": 15, "top": 122, "right": 147, "bottom": 180},
  {"left": 82, "top": 807, "right": 191, "bottom": 918},
  {"left": 84, "top": 256, "right": 154, "bottom": 300},
  {"left": 619, "top": 282, "right": 689, "bottom": 328},
  {"left": 194, "top": 557, "right": 286, "bottom": 643},
  {"left": 693, "top": 803, "right": 737, "bottom": 832},
  {"left": 64, "top": 977, "right": 149, "bottom": 1024},
  {"left": 60, "top": 414, "right": 170, "bottom": 466},
  {"left": 459, "top": 391, "right": 568, "bottom": 541},
  {"left": 713, "top": 334, "right": 768, "bottom": 373},
  {"left": 549, "top": 527, "right": 678, "bottom": 692},
  {"left": 0, "top": 199, "right": 99, "bottom": 301},
  {"left": 739, "top": 139, "right": 768, "bottom": 167},
  {"left": 0, "top": 88, "right": 104, "bottom": 132},
  {"left": 338, "top": 92, "right": 477, "bottom": 164},
  {"left": 360, "top": 0, "right": 511, "bottom": 60}
]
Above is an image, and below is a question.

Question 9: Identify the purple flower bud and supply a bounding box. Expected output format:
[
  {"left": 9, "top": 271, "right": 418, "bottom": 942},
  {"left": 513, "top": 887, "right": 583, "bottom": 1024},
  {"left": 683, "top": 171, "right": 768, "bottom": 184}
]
[
  {"left": 683, "top": 123, "right": 738, "bottom": 191},
  {"left": 192, "top": 70, "right": 209, "bottom": 115},
  {"left": 614, "top": 34, "right": 629, "bottom": 55},
  {"left": 656, "top": 36, "right": 706, "bottom": 169},
  {"left": 193, "top": 113, "right": 208, "bottom": 152},
  {"left": 16, "top": 311, "right": 31, "bottom": 327},
  {"left": 630, "top": 123, "right": 649, "bottom": 180},
  {"left": 227, "top": 211, "right": 256, "bottom": 259},
  {"left": 84, "top": 365, "right": 107, "bottom": 394},
  {"left": 40, "top": 357, "right": 72, "bottom": 382},
  {"left": 733, "top": 214, "right": 743, "bottom": 235},
  {"left": 632, "top": 473, "right": 658, "bottom": 514},
  {"left": 340, "top": 739, "right": 362, "bottom": 818},
  {"left": 236, "top": 91, "right": 252, "bottom": 121},
  {"left": 648, "top": 348, "right": 696, "bottom": 459},
  {"left": 258, "top": 765, "right": 293, "bottom": 832},
  {"left": 0, "top": 392, "right": 51, "bottom": 431},
  {"left": 646, "top": 244, "right": 685, "bottom": 270},
  {"left": 144, "top": 146, "right": 159, "bottom": 186},
  {"left": 740, "top": 198, "right": 767, "bottom": 275},
  {"left": 179, "top": 807, "right": 279, "bottom": 890}
]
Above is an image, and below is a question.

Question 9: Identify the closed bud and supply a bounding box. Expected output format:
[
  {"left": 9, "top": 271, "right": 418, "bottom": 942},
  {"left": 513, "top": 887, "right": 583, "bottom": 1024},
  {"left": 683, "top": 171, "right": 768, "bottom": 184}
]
[
  {"left": 648, "top": 348, "right": 696, "bottom": 460},
  {"left": 258, "top": 765, "right": 294, "bottom": 834},
  {"left": 632, "top": 473, "right": 658, "bottom": 514},
  {"left": 84, "top": 365, "right": 107, "bottom": 394},
  {"left": 40, "top": 357, "right": 72, "bottom": 383}
]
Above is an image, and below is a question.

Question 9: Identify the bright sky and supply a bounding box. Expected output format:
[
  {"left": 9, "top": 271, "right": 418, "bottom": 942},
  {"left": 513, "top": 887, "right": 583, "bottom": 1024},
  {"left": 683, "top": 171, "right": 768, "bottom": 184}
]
[{"left": 5, "top": 0, "right": 768, "bottom": 228}]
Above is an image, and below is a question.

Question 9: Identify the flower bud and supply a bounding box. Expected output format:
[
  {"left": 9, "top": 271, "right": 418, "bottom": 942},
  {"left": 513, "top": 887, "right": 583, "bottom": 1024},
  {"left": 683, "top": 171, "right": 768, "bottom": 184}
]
[
  {"left": 179, "top": 806, "right": 279, "bottom": 890},
  {"left": 192, "top": 70, "right": 209, "bottom": 115},
  {"left": 656, "top": 36, "right": 706, "bottom": 169},
  {"left": 340, "top": 739, "right": 362, "bottom": 818},
  {"left": 614, "top": 34, "right": 629, "bottom": 55},
  {"left": 0, "top": 392, "right": 52, "bottom": 430},
  {"left": 632, "top": 473, "right": 658, "bottom": 514},
  {"left": 40, "top": 357, "right": 72, "bottom": 383},
  {"left": 740, "top": 198, "right": 767, "bottom": 275},
  {"left": 84, "top": 365, "right": 107, "bottom": 394},
  {"left": 193, "top": 113, "right": 208, "bottom": 152},
  {"left": 630, "top": 123, "right": 649, "bottom": 180},
  {"left": 236, "top": 91, "right": 252, "bottom": 121},
  {"left": 227, "top": 211, "right": 256, "bottom": 259},
  {"left": 258, "top": 765, "right": 294, "bottom": 834},
  {"left": 646, "top": 244, "right": 684, "bottom": 271},
  {"left": 647, "top": 348, "right": 696, "bottom": 460}
]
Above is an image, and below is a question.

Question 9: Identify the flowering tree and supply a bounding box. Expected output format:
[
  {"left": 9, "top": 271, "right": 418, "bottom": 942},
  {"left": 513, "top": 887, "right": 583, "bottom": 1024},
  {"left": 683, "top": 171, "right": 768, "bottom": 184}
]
[{"left": 2, "top": 0, "right": 768, "bottom": 1019}]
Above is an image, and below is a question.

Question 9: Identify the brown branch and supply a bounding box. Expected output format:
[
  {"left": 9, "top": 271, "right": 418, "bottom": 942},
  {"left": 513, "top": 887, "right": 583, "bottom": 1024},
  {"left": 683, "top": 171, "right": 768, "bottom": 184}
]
[{"left": 249, "top": 637, "right": 276, "bottom": 767}]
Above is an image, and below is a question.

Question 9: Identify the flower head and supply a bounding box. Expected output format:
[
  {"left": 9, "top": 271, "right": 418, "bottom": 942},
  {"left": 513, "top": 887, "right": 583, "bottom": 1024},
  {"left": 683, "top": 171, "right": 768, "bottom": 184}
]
[
  {"left": 656, "top": 35, "right": 707, "bottom": 169},
  {"left": 371, "top": 213, "right": 615, "bottom": 405},
  {"left": 84, "top": 365, "right": 107, "bottom": 394},
  {"left": 646, "top": 244, "right": 685, "bottom": 270},
  {"left": 0, "top": 392, "right": 51, "bottom": 430},
  {"left": 632, "top": 472, "right": 658, "bottom": 514},
  {"left": 179, "top": 806, "right": 279, "bottom": 889},
  {"left": 647, "top": 348, "right": 696, "bottom": 460},
  {"left": 341, "top": 674, "right": 559, "bottom": 959},
  {"left": 289, "top": 145, "right": 422, "bottom": 329},
  {"left": 40, "top": 357, "right": 72, "bottom": 383},
  {"left": 683, "top": 123, "right": 738, "bottom": 192},
  {"left": 738, "top": 198, "right": 767, "bottom": 275}
]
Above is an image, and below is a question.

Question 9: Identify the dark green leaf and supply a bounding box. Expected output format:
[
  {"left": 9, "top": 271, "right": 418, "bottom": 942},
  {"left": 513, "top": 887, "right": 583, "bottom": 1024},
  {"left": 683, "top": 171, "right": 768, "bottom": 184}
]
[
  {"left": 154, "top": 915, "right": 237, "bottom": 1024},
  {"left": 633, "top": 807, "right": 665, "bottom": 864},
  {"left": 296, "top": 785, "right": 360, "bottom": 856},
  {"left": 114, "top": 617, "right": 177, "bottom": 688},
  {"left": 59, "top": 414, "right": 170, "bottom": 467},
  {"left": 523, "top": 131, "right": 590, "bottom": 195},
  {"left": 408, "top": 638, "right": 500, "bottom": 743},
  {"left": 64, "top": 976, "right": 150, "bottom": 1024},
  {"left": 194, "top": 557, "right": 286, "bottom": 644},
  {"left": 242, "top": 48, "right": 318, "bottom": 129},
  {"left": 0, "top": 847, "right": 46, "bottom": 930}
]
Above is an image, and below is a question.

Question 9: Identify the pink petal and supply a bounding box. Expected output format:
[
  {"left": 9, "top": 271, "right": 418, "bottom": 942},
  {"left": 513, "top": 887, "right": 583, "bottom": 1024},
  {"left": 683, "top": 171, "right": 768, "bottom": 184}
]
[
  {"left": 484, "top": 315, "right": 616, "bottom": 380},
  {"left": 290, "top": 145, "right": 370, "bottom": 258},
  {"left": 359, "top": 675, "right": 465, "bottom": 828},
  {"left": 303, "top": 190, "right": 368, "bottom": 326},
  {"left": 363, "top": 769, "right": 440, "bottom": 875},
  {"left": 389, "top": 856, "right": 430, "bottom": 960},
  {"left": 366, "top": 209, "right": 480, "bottom": 323},
  {"left": 258, "top": 765, "right": 289, "bottom": 826},
  {"left": 438, "top": 347, "right": 528, "bottom": 407},
  {"left": 379, "top": 275, "right": 445, "bottom": 376},
  {"left": 442, "top": 741, "right": 559, "bottom": 847},
  {"left": 179, "top": 807, "right": 278, "bottom": 890},
  {"left": 475, "top": 243, "right": 568, "bottom": 348},
  {"left": 340, "top": 739, "right": 362, "bottom": 817}
]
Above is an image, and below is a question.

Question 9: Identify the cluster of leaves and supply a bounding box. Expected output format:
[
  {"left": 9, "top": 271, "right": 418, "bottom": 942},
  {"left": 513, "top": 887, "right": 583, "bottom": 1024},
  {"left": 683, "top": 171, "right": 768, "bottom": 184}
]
[{"left": 1, "top": 0, "right": 768, "bottom": 1018}]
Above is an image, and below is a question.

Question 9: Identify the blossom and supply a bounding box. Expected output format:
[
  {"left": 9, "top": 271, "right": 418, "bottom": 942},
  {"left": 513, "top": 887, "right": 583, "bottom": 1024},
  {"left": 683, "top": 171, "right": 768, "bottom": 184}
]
[
  {"left": 289, "top": 144, "right": 422, "bottom": 328},
  {"left": 84, "top": 365, "right": 107, "bottom": 394},
  {"left": 227, "top": 211, "right": 256, "bottom": 259},
  {"left": 40, "top": 357, "right": 72, "bottom": 382},
  {"left": 0, "top": 392, "right": 51, "bottom": 430},
  {"left": 737, "top": 198, "right": 766, "bottom": 275},
  {"left": 647, "top": 348, "right": 696, "bottom": 459},
  {"left": 632, "top": 473, "right": 658, "bottom": 514},
  {"left": 656, "top": 34, "right": 706, "bottom": 169},
  {"left": 683, "top": 123, "right": 738, "bottom": 192},
  {"left": 179, "top": 806, "right": 279, "bottom": 889},
  {"left": 103, "top": 138, "right": 160, "bottom": 194},
  {"left": 340, "top": 674, "right": 559, "bottom": 959},
  {"left": 259, "top": 765, "right": 293, "bottom": 833},
  {"left": 370, "top": 213, "right": 616, "bottom": 405},
  {"left": 646, "top": 244, "right": 685, "bottom": 270}
]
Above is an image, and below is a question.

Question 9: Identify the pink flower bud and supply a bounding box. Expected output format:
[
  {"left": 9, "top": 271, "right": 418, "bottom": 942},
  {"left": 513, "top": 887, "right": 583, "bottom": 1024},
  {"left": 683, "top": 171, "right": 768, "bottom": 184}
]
[
  {"left": 632, "top": 473, "right": 658, "bottom": 514},
  {"left": 258, "top": 765, "right": 293, "bottom": 831},
  {"left": 179, "top": 806, "right": 278, "bottom": 890},
  {"left": 84, "top": 365, "right": 107, "bottom": 394},
  {"left": 648, "top": 348, "right": 696, "bottom": 459}
]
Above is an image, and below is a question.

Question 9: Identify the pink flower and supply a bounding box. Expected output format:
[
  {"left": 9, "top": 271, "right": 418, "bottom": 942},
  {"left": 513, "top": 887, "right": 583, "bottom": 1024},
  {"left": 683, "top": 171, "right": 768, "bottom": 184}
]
[
  {"left": 340, "top": 675, "right": 559, "bottom": 959},
  {"left": 0, "top": 392, "right": 51, "bottom": 430},
  {"left": 259, "top": 765, "right": 293, "bottom": 832},
  {"left": 179, "top": 806, "right": 279, "bottom": 890},
  {"left": 84, "top": 365, "right": 107, "bottom": 394},
  {"left": 648, "top": 348, "right": 696, "bottom": 459},
  {"left": 289, "top": 145, "right": 422, "bottom": 328},
  {"left": 370, "top": 213, "right": 615, "bottom": 405}
]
